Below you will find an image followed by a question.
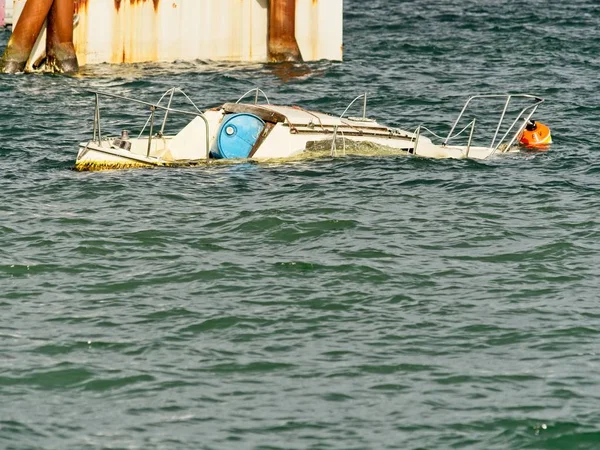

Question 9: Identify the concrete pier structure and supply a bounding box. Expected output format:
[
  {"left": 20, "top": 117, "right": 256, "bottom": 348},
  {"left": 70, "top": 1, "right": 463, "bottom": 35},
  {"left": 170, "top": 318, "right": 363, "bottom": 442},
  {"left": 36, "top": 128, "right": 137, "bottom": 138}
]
[
  {"left": 2, "top": 0, "right": 342, "bottom": 72},
  {"left": 71, "top": 0, "right": 342, "bottom": 66}
]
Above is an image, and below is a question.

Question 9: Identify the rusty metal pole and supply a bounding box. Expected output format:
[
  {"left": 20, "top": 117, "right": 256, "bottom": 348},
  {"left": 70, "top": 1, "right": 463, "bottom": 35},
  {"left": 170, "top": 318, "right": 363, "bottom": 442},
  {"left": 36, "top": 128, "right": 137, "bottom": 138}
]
[
  {"left": 46, "top": 0, "right": 78, "bottom": 72},
  {"left": 0, "top": 0, "right": 54, "bottom": 73},
  {"left": 268, "top": 0, "right": 302, "bottom": 62}
]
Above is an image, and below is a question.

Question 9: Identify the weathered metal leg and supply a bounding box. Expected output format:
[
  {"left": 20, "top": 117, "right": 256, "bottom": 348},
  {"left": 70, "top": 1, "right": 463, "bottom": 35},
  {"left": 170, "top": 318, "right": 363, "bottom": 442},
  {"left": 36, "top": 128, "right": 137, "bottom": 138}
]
[
  {"left": 268, "top": 0, "right": 302, "bottom": 62},
  {"left": 0, "top": 0, "right": 54, "bottom": 73},
  {"left": 46, "top": 0, "right": 78, "bottom": 73}
]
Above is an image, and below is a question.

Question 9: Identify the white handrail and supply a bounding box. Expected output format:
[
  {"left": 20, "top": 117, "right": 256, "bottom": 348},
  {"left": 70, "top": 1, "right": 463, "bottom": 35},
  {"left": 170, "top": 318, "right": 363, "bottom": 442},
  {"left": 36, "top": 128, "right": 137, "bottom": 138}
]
[
  {"left": 340, "top": 93, "right": 368, "bottom": 119},
  {"left": 443, "top": 94, "right": 544, "bottom": 155},
  {"left": 235, "top": 88, "right": 271, "bottom": 105},
  {"left": 89, "top": 88, "right": 212, "bottom": 161}
]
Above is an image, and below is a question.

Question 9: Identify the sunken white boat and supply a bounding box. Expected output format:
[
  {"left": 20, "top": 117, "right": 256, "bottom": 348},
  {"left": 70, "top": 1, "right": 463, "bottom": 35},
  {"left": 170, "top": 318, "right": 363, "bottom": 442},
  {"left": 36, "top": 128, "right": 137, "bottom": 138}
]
[{"left": 75, "top": 88, "right": 551, "bottom": 171}]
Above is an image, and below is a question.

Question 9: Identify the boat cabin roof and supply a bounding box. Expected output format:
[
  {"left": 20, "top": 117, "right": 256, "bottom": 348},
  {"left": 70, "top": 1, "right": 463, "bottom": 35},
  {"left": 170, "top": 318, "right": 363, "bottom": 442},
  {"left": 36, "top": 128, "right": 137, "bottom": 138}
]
[{"left": 222, "top": 103, "right": 387, "bottom": 130}]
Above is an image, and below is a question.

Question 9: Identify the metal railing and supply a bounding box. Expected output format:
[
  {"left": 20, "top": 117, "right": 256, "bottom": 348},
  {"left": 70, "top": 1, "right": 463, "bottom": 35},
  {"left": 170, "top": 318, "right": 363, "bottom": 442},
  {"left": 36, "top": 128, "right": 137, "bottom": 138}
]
[
  {"left": 330, "top": 125, "right": 347, "bottom": 157},
  {"left": 412, "top": 118, "right": 476, "bottom": 157},
  {"left": 90, "top": 88, "right": 211, "bottom": 161},
  {"left": 340, "top": 92, "right": 369, "bottom": 120},
  {"left": 235, "top": 88, "right": 271, "bottom": 105},
  {"left": 443, "top": 94, "right": 544, "bottom": 158}
]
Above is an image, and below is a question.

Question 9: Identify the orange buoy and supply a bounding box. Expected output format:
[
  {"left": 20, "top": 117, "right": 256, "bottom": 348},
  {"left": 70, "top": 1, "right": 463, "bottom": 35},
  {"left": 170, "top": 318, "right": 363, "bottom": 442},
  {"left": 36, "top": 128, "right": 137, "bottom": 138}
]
[{"left": 519, "top": 120, "right": 552, "bottom": 149}]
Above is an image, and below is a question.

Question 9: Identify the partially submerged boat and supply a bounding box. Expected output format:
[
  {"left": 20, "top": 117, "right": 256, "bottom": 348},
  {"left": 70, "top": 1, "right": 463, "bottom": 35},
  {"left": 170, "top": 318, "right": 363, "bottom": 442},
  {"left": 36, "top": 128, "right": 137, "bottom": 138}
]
[{"left": 75, "top": 88, "right": 552, "bottom": 171}]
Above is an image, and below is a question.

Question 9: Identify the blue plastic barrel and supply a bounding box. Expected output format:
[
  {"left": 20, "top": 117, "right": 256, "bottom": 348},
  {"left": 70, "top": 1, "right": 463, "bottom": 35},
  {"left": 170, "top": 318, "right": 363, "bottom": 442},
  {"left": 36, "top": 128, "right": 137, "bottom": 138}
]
[{"left": 214, "top": 113, "right": 265, "bottom": 159}]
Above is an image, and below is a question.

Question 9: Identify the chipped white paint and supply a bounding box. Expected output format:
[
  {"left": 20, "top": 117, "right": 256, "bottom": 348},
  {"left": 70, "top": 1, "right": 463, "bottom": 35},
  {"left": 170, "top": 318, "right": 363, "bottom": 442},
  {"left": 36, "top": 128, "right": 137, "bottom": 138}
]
[{"left": 295, "top": 0, "right": 343, "bottom": 62}]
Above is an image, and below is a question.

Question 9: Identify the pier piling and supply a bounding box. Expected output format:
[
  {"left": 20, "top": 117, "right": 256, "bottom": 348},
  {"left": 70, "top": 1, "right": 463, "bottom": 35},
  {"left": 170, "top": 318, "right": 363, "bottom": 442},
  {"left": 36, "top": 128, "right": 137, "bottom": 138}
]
[
  {"left": 268, "top": 0, "right": 302, "bottom": 62},
  {"left": 46, "top": 0, "right": 78, "bottom": 72},
  {"left": 0, "top": 0, "right": 78, "bottom": 73},
  {"left": 1, "top": 0, "right": 54, "bottom": 73}
]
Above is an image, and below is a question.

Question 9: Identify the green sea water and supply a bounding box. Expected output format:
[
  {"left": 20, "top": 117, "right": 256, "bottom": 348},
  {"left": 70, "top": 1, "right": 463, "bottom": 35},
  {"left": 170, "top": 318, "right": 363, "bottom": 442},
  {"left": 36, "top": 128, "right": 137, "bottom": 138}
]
[{"left": 1, "top": 0, "right": 600, "bottom": 448}]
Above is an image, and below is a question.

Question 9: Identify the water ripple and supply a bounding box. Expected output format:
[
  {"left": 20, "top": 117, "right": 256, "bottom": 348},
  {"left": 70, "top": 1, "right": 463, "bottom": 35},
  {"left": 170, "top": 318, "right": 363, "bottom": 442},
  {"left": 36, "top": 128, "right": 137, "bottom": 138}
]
[{"left": 1, "top": 0, "right": 599, "bottom": 448}]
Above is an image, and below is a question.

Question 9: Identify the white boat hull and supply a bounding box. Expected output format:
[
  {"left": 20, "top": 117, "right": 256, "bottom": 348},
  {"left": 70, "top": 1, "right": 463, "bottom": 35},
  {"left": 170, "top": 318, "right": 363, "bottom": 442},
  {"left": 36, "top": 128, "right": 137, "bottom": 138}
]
[{"left": 75, "top": 90, "right": 545, "bottom": 171}]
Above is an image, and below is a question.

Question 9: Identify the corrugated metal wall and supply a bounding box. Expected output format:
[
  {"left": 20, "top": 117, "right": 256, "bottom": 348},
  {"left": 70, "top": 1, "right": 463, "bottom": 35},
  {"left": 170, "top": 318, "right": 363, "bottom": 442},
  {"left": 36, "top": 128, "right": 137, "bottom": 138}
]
[{"left": 71, "top": 0, "right": 342, "bottom": 65}]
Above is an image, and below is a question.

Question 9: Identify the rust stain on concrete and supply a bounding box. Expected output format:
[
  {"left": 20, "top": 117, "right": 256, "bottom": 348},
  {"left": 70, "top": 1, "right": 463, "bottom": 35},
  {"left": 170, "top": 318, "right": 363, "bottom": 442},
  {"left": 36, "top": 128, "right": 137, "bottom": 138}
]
[
  {"left": 111, "top": 0, "right": 159, "bottom": 64},
  {"left": 66, "top": 0, "right": 340, "bottom": 66},
  {"left": 122, "top": 0, "right": 160, "bottom": 12}
]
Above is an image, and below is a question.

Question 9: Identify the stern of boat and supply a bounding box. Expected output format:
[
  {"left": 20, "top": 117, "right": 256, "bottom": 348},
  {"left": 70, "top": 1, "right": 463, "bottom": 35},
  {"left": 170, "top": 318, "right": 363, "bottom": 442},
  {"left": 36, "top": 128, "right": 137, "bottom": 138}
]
[{"left": 75, "top": 88, "right": 223, "bottom": 171}]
